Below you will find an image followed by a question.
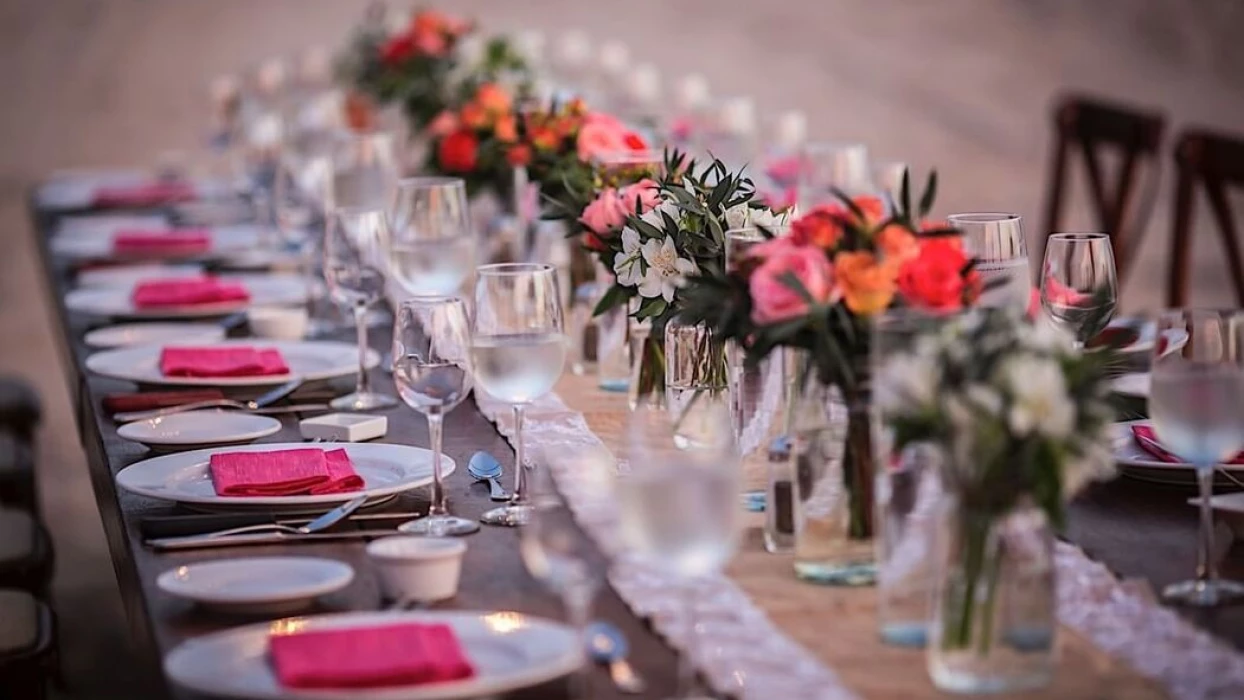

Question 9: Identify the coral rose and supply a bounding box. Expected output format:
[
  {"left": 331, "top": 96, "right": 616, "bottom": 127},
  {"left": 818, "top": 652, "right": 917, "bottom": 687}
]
[
  {"left": 749, "top": 243, "right": 838, "bottom": 324},
  {"left": 576, "top": 112, "right": 646, "bottom": 162},
  {"left": 835, "top": 251, "right": 897, "bottom": 315},
  {"left": 530, "top": 126, "right": 560, "bottom": 151},
  {"left": 494, "top": 115, "right": 518, "bottom": 143},
  {"left": 505, "top": 143, "right": 532, "bottom": 167},
  {"left": 790, "top": 206, "right": 844, "bottom": 249},
  {"left": 897, "top": 237, "right": 977, "bottom": 312},
  {"left": 475, "top": 83, "right": 512, "bottom": 116},
  {"left": 580, "top": 187, "right": 626, "bottom": 234},
  {"left": 876, "top": 224, "right": 919, "bottom": 265},
  {"left": 459, "top": 102, "right": 488, "bottom": 130},
  {"left": 438, "top": 130, "right": 478, "bottom": 172},
  {"left": 619, "top": 178, "right": 660, "bottom": 216},
  {"left": 427, "top": 110, "right": 458, "bottom": 137}
]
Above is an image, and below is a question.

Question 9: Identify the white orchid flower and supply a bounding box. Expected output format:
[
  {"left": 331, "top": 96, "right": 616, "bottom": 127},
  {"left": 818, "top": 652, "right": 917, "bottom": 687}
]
[
  {"left": 612, "top": 227, "right": 644, "bottom": 287},
  {"left": 637, "top": 236, "right": 696, "bottom": 302}
]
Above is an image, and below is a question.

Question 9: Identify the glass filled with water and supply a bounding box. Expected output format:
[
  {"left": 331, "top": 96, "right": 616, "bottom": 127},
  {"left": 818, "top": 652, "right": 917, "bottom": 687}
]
[
  {"left": 470, "top": 263, "right": 566, "bottom": 527},
  {"left": 386, "top": 177, "right": 476, "bottom": 298},
  {"left": 1149, "top": 309, "right": 1244, "bottom": 605},
  {"left": 1039, "top": 233, "right": 1117, "bottom": 348},
  {"left": 392, "top": 297, "right": 478, "bottom": 536},
  {"left": 947, "top": 213, "right": 1031, "bottom": 313}
]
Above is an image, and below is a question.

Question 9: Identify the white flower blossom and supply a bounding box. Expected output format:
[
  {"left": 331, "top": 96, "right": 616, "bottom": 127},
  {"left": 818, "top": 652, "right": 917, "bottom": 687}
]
[
  {"left": 612, "top": 227, "right": 644, "bottom": 287},
  {"left": 876, "top": 354, "right": 939, "bottom": 414},
  {"left": 999, "top": 356, "right": 1076, "bottom": 438},
  {"left": 639, "top": 201, "right": 679, "bottom": 230},
  {"left": 637, "top": 236, "right": 696, "bottom": 302},
  {"left": 724, "top": 203, "right": 751, "bottom": 231}
]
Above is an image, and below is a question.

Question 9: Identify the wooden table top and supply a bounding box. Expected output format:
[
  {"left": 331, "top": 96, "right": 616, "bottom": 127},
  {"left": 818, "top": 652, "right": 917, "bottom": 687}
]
[{"left": 26, "top": 200, "right": 1244, "bottom": 700}]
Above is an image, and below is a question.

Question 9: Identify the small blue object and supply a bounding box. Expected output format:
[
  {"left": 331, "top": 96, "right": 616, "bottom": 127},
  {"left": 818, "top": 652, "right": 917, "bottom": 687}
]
[
  {"left": 585, "top": 621, "right": 629, "bottom": 662},
  {"left": 467, "top": 451, "right": 503, "bottom": 479},
  {"left": 742, "top": 490, "right": 767, "bottom": 512}
]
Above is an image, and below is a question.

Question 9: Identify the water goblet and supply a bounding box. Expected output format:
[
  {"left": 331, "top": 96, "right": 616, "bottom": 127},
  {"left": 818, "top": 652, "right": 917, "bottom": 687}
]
[
  {"left": 387, "top": 177, "right": 475, "bottom": 298},
  {"left": 392, "top": 297, "right": 478, "bottom": 536},
  {"left": 1039, "top": 233, "right": 1118, "bottom": 349},
  {"left": 947, "top": 213, "right": 1031, "bottom": 312}
]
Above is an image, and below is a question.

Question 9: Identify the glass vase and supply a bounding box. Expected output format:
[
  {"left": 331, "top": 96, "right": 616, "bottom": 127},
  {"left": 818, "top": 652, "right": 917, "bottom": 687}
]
[
  {"left": 790, "top": 351, "right": 876, "bottom": 585},
  {"left": 627, "top": 320, "right": 666, "bottom": 410},
  {"left": 664, "top": 318, "right": 729, "bottom": 449},
  {"left": 929, "top": 498, "right": 1056, "bottom": 694}
]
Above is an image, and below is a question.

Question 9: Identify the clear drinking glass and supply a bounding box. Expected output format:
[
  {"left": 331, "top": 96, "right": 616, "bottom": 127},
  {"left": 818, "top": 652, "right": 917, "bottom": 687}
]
[
  {"left": 618, "top": 401, "right": 740, "bottom": 700},
  {"left": 328, "top": 130, "right": 400, "bottom": 211},
  {"left": 470, "top": 263, "right": 567, "bottom": 527},
  {"left": 1149, "top": 309, "right": 1244, "bottom": 606},
  {"left": 1039, "top": 233, "right": 1118, "bottom": 349},
  {"left": 948, "top": 213, "right": 1032, "bottom": 313},
  {"left": 275, "top": 137, "right": 339, "bottom": 337},
  {"left": 392, "top": 297, "right": 478, "bottom": 536},
  {"left": 797, "top": 142, "right": 872, "bottom": 208},
  {"left": 323, "top": 206, "right": 398, "bottom": 411},
  {"left": 387, "top": 177, "right": 475, "bottom": 298},
  {"left": 520, "top": 464, "right": 602, "bottom": 699}
]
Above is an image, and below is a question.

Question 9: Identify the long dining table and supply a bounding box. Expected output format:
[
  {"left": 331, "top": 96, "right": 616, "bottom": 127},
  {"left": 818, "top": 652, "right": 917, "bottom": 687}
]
[{"left": 24, "top": 189, "right": 1244, "bottom": 699}]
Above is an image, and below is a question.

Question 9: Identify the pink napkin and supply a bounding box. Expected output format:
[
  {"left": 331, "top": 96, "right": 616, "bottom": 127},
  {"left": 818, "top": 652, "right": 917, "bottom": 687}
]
[
  {"left": 132, "top": 277, "right": 249, "bottom": 308},
  {"left": 269, "top": 622, "right": 475, "bottom": 689},
  {"left": 159, "top": 346, "right": 289, "bottom": 378},
  {"left": 210, "top": 448, "right": 363, "bottom": 497},
  {"left": 112, "top": 229, "right": 211, "bottom": 257},
  {"left": 92, "top": 182, "right": 196, "bottom": 208},
  {"left": 1132, "top": 425, "right": 1244, "bottom": 465}
]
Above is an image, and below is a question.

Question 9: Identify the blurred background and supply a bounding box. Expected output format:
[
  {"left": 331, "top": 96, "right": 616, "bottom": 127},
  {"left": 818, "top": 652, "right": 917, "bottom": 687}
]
[{"left": 1, "top": 1, "right": 1241, "bottom": 696}]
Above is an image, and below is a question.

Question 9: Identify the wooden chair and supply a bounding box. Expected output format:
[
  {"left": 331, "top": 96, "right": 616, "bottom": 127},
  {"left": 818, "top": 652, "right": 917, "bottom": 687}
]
[
  {"left": 1039, "top": 94, "right": 1166, "bottom": 283},
  {"left": 1167, "top": 129, "right": 1244, "bottom": 308},
  {"left": 0, "top": 589, "right": 57, "bottom": 700}
]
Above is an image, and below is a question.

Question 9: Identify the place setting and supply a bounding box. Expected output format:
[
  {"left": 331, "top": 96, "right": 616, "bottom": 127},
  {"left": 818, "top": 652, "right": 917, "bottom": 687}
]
[{"left": 66, "top": 272, "right": 307, "bottom": 320}]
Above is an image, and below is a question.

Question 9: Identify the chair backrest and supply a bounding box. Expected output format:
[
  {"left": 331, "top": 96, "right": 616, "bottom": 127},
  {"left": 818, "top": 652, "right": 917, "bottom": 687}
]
[
  {"left": 1039, "top": 94, "right": 1166, "bottom": 283},
  {"left": 1166, "top": 129, "right": 1244, "bottom": 308}
]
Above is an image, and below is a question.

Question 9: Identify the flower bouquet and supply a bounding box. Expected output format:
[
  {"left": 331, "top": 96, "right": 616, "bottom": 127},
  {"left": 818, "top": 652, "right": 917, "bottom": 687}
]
[
  {"left": 876, "top": 309, "right": 1115, "bottom": 692},
  {"left": 336, "top": 7, "right": 474, "bottom": 131},
  {"left": 583, "top": 150, "right": 784, "bottom": 406},
  {"left": 678, "top": 173, "right": 980, "bottom": 583}
]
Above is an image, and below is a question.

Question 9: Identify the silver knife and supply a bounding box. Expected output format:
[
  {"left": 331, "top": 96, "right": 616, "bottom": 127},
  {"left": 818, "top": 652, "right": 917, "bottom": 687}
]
[
  {"left": 147, "top": 528, "right": 402, "bottom": 551},
  {"left": 113, "top": 378, "right": 306, "bottom": 422}
]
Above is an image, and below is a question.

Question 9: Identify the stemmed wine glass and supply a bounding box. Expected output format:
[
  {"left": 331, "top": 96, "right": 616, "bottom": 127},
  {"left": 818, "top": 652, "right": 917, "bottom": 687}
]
[
  {"left": 948, "top": 213, "right": 1032, "bottom": 312},
  {"left": 470, "top": 263, "right": 566, "bottom": 527},
  {"left": 274, "top": 136, "right": 338, "bottom": 336},
  {"left": 520, "top": 464, "right": 603, "bottom": 699},
  {"left": 1039, "top": 233, "right": 1118, "bottom": 349},
  {"left": 618, "top": 401, "right": 740, "bottom": 699},
  {"left": 392, "top": 297, "right": 478, "bottom": 535},
  {"left": 387, "top": 177, "right": 475, "bottom": 297},
  {"left": 328, "top": 130, "right": 400, "bottom": 211},
  {"left": 1149, "top": 310, "right": 1244, "bottom": 606},
  {"left": 323, "top": 206, "right": 398, "bottom": 411}
]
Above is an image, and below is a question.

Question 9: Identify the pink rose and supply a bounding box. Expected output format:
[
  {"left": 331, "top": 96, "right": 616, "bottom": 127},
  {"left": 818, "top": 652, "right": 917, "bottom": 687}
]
[
  {"left": 580, "top": 178, "right": 660, "bottom": 234},
  {"left": 749, "top": 243, "right": 837, "bottom": 324},
  {"left": 764, "top": 155, "right": 804, "bottom": 188},
  {"left": 427, "top": 110, "right": 459, "bottom": 137},
  {"left": 576, "top": 113, "right": 648, "bottom": 162},
  {"left": 759, "top": 186, "right": 797, "bottom": 212},
  {"left": 580, "top": 187, "right": 627, "bottom": 234}
]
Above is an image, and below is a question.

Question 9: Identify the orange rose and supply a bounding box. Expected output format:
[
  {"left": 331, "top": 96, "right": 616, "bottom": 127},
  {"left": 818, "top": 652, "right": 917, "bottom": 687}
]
[
  {"left": 475, "top": 83, "right": 511, "bottom": 116},
  {"left": 835, "top": 251, "right": 897, "bottom": 315},
  {"left": 494, "top": 115, "right": 518, "bottom": 143},
  {"left": 459, "top": 102, "right": 488, "bottom": 130},
  {"left": 852, "top": 195, "right": 884, "bottom": 226},
  {"left": 529, "top": 126, "right": 560, "bottom": 151},
  {"left": 438, "top": 130, "right": 478, "bottom": 172},
  {"left": 506, "top": 143, "right": 533, "bottom": 167},
  {"left": 876, "top": 224, "right": 919, "bottom": 265},
  {"left": 566, "top": 98, "right": 588, "bottom": 117}
]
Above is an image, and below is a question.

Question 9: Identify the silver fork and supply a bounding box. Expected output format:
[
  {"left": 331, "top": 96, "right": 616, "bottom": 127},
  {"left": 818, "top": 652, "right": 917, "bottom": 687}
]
[
  {"left": 112, "top": 378, "right": 306, "bottom": 422},
  {"left": 190, "top": 493, "right": 369, "bottom": 539}
]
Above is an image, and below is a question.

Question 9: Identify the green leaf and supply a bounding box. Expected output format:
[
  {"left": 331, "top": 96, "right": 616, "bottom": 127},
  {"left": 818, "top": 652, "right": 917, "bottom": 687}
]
[
  {"left": 635, "top": 297, "right": 668, "bottom": 319},
  {"left": 918, "top": 170, "right": 938, "bottom": 218},
  {"left": 591, "top": 284, "right": 630, "bottom": 317},
  {"left": 900, "top": 168, "right": 912, "bottom": 219},
  {"left": 777, "top": 271, "right": 815, "bottom": 304},
  {"left": 630, "top": 216, "right": 665, "bottom": 240}
]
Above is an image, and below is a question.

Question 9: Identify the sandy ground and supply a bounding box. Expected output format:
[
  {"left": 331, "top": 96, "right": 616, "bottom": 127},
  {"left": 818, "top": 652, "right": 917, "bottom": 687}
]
[{"left": 0, "top": 1, "right": 1240, "bottom": 696}]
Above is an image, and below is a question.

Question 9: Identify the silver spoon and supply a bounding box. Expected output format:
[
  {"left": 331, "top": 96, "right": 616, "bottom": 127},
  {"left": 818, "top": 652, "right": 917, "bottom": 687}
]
[
  {"left": 586, "top": 621, "right": 645, "bottom": 694},
  {"left": 468, "top": 451, "right": 510, "bottom": 501}
]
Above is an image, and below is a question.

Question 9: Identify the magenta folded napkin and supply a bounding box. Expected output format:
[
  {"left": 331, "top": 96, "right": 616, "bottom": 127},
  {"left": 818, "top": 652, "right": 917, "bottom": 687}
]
[
  {"left": 209, "top": 448, "right": 363, "bottom": 497},
  {"left": 269, "top": 622, "right": 474, "bottom": 688},
  {"left": 159, "top": 346, "right": 289, "bottom": 378},
  {"left": 132, "top": 277, "right": 248, "bottom": 308},
  {"left": 112, "top": 230, "right": 211, "bottom": 257},
  {"left": 92, "top": 182, "right": 196, "bottom": 208}
]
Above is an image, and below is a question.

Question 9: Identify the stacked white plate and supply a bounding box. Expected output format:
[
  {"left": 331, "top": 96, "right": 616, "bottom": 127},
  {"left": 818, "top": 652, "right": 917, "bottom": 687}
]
[
  {"left": 85, "top": 339, "right": 373, "bottom": 387},
  {"left": 67, "top": 274, "right": 306, "bottom": 319}
]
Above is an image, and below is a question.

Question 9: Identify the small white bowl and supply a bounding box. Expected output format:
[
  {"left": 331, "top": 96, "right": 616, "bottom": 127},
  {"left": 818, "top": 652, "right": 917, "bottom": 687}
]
[
  {"left": 247, "top": 306, "right": 308, "bottom": 340},
  {"left": 366, "top": 536, "right": 466, "bottom": 603},
  {"left": 300, "top": 413, "right": 388, "bottom": 442}
]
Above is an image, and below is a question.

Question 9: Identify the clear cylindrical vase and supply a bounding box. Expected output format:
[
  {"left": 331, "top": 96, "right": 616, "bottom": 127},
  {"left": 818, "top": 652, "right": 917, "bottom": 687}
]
[
  {"left": 928, "top": 498, "right": 1056, "bottom": 694},
  {"left": 664, "top": 318, "right": 728, "bottom": 449}
]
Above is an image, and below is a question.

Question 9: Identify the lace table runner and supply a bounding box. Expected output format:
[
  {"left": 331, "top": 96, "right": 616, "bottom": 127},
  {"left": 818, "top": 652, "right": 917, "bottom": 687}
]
[{"left": 476, "top": 374, "right": 1244, "bottom": 698}]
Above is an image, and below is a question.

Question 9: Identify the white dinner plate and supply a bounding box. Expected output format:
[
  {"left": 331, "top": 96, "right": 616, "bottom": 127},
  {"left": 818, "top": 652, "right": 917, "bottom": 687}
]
[
  {"left": 1110, "top": 372, "right": 1150, "bottom": 398},
  {"left": 57, "top": 214, "right": 170, "bottom": 239},
  {"left": 117, "top": 411, "right": 282, "bottom": 451},
  {"left": 116, "top": 442, "right": 450, "bottom": 509},
  {"left": 85, "top": 339, "right": 374, "bottom": 387},
  {"left": 164, "top": 610, "right": 582, "bottom": 700},
  {"left": 1104, "top": 318, "right": 1156, "bottom": 354},
  {"left": 84, "top": 322, "right": 226, "bottom": 349},
  {"left": 51, "top": 224, "right": 263, "bottom": 261},
  {"left": 66, "top": 274, "right": 306, "bottom": 319},
  {"left": 157, "top": 557, "right": 354, "bottom": 615},
  {"left": 1112, "top": 420, "right": 1244, "bottom": 486},
  {"left": 36, "top": 170, "right": 229, "bottom": 211},
  {"left": 77, "top": 263, "right": 204, "bottom": 288}
]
